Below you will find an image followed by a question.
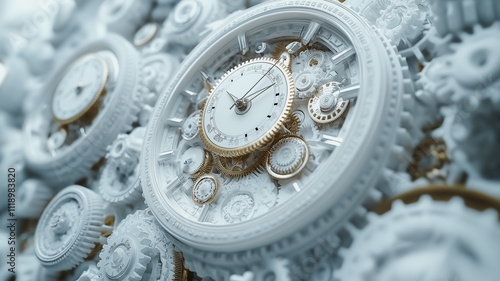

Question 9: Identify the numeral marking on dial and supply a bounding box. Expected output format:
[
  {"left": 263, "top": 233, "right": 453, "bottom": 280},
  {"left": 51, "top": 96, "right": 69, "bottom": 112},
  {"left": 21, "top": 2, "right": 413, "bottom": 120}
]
[
  {"left": 158, "top": 150, "right": 175, "bottom": 163},
  {"left": 331, "top": 47, "right": 355, "bottom": 67},
  {"left": 301, "top": 21, "right": 321, "bottom": 45},
  {"left": 238, "top": 33, "right": 249, "bottom": 56}
]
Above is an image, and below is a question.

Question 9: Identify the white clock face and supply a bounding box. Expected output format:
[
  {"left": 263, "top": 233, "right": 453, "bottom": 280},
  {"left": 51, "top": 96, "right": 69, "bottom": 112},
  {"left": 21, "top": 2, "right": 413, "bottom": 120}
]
[
  {"left": 142, "top": 1, "right": 408, "bottom": 254},
  {"left": 51, "top": 55, "right": 108, "bottom": 123},
  {"left": 201, "top": 58, "right": 293, "bottom": 156}
]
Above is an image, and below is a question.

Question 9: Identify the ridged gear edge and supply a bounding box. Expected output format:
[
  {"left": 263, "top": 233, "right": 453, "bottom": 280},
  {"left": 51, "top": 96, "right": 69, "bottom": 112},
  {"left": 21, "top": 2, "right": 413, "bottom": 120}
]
[
  {"left": 35, "top": 186, "right": 108, "bottom": 271},
  {"left": 25, "top": 35, "right": 141, "bottom": 187},
  {"left": 162, "top": 22, "right": 417, "bottom": 281},
  {"left": 332, "top": 194, "right": 500, "bottom": 281}
]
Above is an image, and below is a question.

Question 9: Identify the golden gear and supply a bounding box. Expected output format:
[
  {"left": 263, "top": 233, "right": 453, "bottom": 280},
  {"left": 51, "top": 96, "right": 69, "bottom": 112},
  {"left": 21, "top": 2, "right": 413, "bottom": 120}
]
[
  {"left": 407, "top": 138, "right": 449, "bottom": 181},
  {"left": 265, "top": 135, "right": 310, "bottom": 180},
  {"left": 283, "top": 113, "right": 301, "bottom": 135},
  {"left": 192, "top": 174, "right": 220, "bottom": 205},
  {"left": 199, "top": 57, "right": 295, "bottom": 157},
  {"left": 214, "top": 152, "right": 266, "bottom": 178},
  {"left": 308, "top": 82, "right": 350, "bottom": 124}
]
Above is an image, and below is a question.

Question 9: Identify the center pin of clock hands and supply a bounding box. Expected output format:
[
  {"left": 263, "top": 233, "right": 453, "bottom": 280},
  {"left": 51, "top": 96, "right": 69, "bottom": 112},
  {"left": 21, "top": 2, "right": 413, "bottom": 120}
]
[
  {"left": 230, "top": 59, "right": 280, "bottom": 111},
  {"left": 227, "top": 83, "right": 276, "bottom": 115}
]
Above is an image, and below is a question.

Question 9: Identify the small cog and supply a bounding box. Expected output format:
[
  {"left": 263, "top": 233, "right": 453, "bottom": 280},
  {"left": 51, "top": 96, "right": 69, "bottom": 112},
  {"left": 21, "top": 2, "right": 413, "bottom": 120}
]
[
  {"left": 308, "top": 82, "right": 349, "bottom": 125},
  {"left": 266, "top": 135, "right": 310, "bottom": 180},
  {"left": 192, "top": 174, "right": 220, "bottom": 205},
  {"left": 182, "top": 110, "right": 201, "bottom": 140}
]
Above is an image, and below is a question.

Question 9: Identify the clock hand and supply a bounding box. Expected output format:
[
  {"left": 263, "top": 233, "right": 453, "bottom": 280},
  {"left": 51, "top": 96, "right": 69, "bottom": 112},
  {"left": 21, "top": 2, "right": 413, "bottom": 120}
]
[
  {"left": 226, "top": 91, "right": 239, "bottom": 103},
  {"left": 246, "top": 83, "right": 276, "bottom": 102},
  {"left": 230, "top": 59, "right": 280, "bottom": 110}
]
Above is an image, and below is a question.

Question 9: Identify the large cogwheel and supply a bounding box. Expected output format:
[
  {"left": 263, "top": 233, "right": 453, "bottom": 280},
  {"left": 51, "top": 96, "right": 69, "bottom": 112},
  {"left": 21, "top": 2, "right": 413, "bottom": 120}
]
[
  {"left": 333, "top": 194, "right": 500, "bottom": 281},
  {"left": 430, "top": 0, "right": 500, "bottom": 37},
  {"left": 98, "top": 209, "right": 184, "bottom": 281},
  {"left": 34, "top": 185, "right": 114, "bottom": 271},
  {"left": 418, "top": 23, "right": 500, "bottom": 106}
]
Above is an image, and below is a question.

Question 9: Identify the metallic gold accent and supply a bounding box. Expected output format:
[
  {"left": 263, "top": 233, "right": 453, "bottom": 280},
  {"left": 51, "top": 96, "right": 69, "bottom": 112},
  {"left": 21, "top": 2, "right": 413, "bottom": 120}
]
[
  {"left": 190, "top": 149, "right": 214, "bottom": 179},
  {"left": 214, "top": 152, "right": 265, "bottom": 178},
  {"left": 373, "top": 185, "right": 500, "bottom": 219},
  {"left": 199, "top": 57, "right": 295, "bottom": 157},
  {"left": 407, "top": 138, "right": 449, "bottom": 181},
  {"left": 174, "top": 250, "right": 186, "bottom": 281},
  {"left": 265, "top": 135, "right": 310, "bottom": 180},
  {"left": 308, "top": 82, "right": 349, "bottom": 124},
  {"left": 192, "top": 174, "right": 220, "bottom": 206},
  {"left": 52, "top": 54, "right": 109, "bottom": 125},
  {"left": 283, "top": 113, "right": 301, "bottom": 134}
]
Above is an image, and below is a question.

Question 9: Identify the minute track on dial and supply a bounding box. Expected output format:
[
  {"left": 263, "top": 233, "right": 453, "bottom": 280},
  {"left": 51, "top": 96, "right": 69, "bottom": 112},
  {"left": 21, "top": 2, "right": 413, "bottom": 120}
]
[{"left": 199, "top": 57, "right": 294, "bottom": 157}]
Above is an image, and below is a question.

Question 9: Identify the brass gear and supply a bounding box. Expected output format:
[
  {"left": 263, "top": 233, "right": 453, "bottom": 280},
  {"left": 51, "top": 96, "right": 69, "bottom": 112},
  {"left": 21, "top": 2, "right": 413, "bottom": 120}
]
[
  {"left": 283, "top": 113, "right": 302, "bottom": 135},
  {"left": 214, "top": 152, "right": 266, "bottom": 178},
  {"left": 407, "top": 138, "right": 449, "bottom": 181},
  {"left": 199, "top": 57, "right": 295, "bottom": 157}
]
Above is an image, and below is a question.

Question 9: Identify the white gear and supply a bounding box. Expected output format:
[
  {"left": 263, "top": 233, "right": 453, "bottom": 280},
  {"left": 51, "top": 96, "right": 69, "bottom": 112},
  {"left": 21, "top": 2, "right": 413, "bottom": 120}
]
[
  {"left": 431, "top": 23, "right": 500, "bottom": 106},
  {"left": 347, "top": 0, "right": 430, "bottom": 50},
  {"left": 182, "top": 110, "right": 202, "bottom": 141},
  {"left": 205, "top": 174, "right": 277, "bottom": 225},
  {"left": 162, "top": 0, "right": 228, "bottom": 47},
  {"left": 77, "top": 264, "right": 100, "bottom": 281},
  {"left": 34, "top": 185, "right": 112, "bottom": 271},
  {"left": 291, "top": 50, "right": 336, "bottom": 99},
  {"left": 98, "top": 209, "right": 182, "bottom": 281},
  {"left": 98, "top": 0, "right": 152, "bottom": 40},
  {"left": 430, "top": 0, "right": 500, "bottom": 37},
  {"left": 17, "top": 179, "right": 54, "bottom": 219},
  {"left": 266, "top": 136, "right": 310, "bottom": 179},
  {"left": 99, "top": 127, "right": 145, "bottom": 205},
  {"left": 334, "top": 195, "right": 500, "bottom": 281},
  {"left": 178, "top": 146, "right": 205, "bottom": 175}
]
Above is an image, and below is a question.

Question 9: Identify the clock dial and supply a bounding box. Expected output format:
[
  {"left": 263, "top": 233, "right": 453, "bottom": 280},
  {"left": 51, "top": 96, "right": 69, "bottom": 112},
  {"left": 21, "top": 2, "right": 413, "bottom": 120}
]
[
  {"left": 200, "top": 58, "right": 294, "bottom": 156},
  {"left": 51, "top": 55, "right": 108, "bottom": 124},
  {"left": 142, "top": 1, "right": 412, "bottom": 268}
]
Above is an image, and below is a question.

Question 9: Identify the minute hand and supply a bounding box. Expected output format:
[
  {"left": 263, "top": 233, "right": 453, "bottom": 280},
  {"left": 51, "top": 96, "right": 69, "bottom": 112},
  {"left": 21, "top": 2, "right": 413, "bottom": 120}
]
[
  {"left": 246, "top": 83, "right": 276, "bottom": 102},
  {"left": 230, "top": 59, "right": 280, "bottom": 110}
]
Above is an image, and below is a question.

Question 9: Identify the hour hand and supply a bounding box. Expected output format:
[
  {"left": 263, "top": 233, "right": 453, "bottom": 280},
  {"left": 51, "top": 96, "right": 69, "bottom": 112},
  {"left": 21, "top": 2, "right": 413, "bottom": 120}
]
[{"left": 226, "top": 91, "right": 239, "bottom": 103}]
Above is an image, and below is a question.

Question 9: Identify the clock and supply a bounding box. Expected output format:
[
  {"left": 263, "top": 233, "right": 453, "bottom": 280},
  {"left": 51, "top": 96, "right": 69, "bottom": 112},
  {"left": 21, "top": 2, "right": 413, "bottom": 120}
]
[
  {"left": 137, "top": 0, "right": 415, "bottom": 278},
  {"left": 24, "top": 34, "right": 141, "bottom": 186}
]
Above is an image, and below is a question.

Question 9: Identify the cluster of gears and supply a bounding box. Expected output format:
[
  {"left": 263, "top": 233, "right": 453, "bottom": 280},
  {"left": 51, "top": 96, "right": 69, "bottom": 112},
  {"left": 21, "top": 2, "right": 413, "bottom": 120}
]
[{"left": 0, "top": 0, "right": 499, "bottom": 280}]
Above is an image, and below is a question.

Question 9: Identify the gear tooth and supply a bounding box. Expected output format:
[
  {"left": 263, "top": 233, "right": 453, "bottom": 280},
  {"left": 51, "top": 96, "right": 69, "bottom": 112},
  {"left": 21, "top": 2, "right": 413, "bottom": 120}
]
[
  {"left": 418, "top": 194, "right": 433, "bottom": 205},
  {"left": 391, "top": 199, "right": 406, "bottom": 211}
]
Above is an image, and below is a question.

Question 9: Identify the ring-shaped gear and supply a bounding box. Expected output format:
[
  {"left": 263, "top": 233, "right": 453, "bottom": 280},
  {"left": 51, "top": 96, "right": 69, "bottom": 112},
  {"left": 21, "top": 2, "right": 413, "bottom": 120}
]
[
  {"left": 99, "top": 127, "right": 145, "bottom": 205},
  {"left": 98, "top": 209, "right": 183, "bottom": 281},
  {"left": 266, "top": 135, "right": 310, "bottom": 180},
  {"left": 34, "top": 185, "right": 110, "bottom": 271},
  {"left": 192, "top": 174, "right": 220, "bottom": 205},
  {"left": 334, "top": 194, "right": 500, "bottom": 281},
  {"left": 308, "top": 82, "right": 350, "bottom": 124}
]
